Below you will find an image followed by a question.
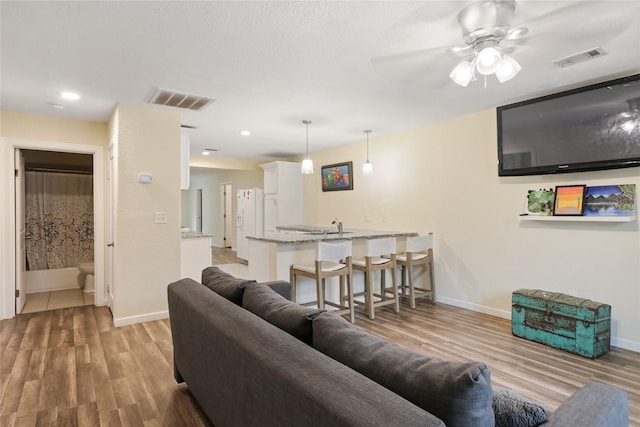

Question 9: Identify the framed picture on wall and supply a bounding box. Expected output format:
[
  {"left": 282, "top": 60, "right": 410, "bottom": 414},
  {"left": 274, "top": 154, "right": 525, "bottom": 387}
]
[
  {"left": 321, "top": 162, "right": 353, "bottom": 191},
  {"left": 553, "top": 185, "right": 586, "bottom": 216}
]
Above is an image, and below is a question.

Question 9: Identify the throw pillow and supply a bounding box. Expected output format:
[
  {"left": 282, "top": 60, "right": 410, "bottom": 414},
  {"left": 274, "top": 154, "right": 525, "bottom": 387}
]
[
  {"left": 493, "top": 386, "right": 548, "bottom": 427},
  {"left": 243, "top": 283, "right": 321, "bottom": 345},
  {"left": 201, "top": 266, "right": 256, "bottom": 305},
  {"left": 312, "top": 312, "right": 494, "bottom": 427}
]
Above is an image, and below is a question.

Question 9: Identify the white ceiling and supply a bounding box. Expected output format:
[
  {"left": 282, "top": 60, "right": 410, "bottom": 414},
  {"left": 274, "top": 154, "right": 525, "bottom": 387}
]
[{"left": 2, "top": 1, "right": 639, "bottom": 161}]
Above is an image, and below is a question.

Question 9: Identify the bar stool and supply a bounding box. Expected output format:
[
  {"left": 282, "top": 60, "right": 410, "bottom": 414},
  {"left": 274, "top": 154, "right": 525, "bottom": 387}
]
[
  {"left": 352, "top": 237, "right": 399, "bottom": 320},
  {"left": 395, "top": 234, "right": 435, "bottom": 308},
  {"left": 290, "top": 240, "right": 355, "bottom": 323}
]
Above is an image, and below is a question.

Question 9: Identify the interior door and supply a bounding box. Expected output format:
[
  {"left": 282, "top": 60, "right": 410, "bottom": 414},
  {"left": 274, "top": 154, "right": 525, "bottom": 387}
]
[
  {"left": 14, "top": 149, "right": 27, "bottom": 313},
  {"left": 223, "top": 183, "right": 232, "bottom": 248},
  {"left": 196, "top": 188, "right": 203, "bottom": 232}
]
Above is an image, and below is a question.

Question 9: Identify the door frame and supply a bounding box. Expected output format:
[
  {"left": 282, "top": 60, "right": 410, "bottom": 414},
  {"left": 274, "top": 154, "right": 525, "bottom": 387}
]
[
  {"left": 0, "top": 138, "right": 105, "bottom": 319},
  {"left": 14, "top": 149, "right": 27, "bottom": 312}
]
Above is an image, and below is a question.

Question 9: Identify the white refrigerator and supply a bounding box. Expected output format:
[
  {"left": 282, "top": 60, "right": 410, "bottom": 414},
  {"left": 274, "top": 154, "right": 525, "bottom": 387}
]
[{"left": 236, "top": 188, "right": 264, "bottom": 263}]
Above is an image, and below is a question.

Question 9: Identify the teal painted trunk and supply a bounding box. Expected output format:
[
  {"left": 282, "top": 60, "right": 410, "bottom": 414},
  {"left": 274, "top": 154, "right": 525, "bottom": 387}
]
[{"left": 512, "top": 289, "right": 611, "bottom": 359}]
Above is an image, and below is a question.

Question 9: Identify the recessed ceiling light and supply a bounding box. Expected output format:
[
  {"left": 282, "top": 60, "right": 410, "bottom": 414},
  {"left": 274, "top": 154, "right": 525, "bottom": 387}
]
[
  {"left": 240, "top": 130, "right": 251, "bottom": 136},
  {"left": 202, "top": 151, "right": 210, "bottom": 156},
  {"left": 61, "top": 91, "right": 80, "bottom": 101}
]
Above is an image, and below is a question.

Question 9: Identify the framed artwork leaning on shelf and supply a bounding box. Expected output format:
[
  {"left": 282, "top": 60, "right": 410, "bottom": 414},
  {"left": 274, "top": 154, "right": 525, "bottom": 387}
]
[{"left": 553, "top": 185, "right": 586, "bottom": 216}]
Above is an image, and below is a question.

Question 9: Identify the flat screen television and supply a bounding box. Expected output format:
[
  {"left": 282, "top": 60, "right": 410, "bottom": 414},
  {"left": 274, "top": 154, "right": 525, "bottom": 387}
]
[{"left": 497, "top": 73, "right": 640, "bottom": 176}]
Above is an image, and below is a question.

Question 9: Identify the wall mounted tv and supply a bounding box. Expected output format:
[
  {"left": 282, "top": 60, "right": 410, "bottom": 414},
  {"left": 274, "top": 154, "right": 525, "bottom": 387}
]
[{"left": 497, "top": 73, "right": 640, "bottom": 176}]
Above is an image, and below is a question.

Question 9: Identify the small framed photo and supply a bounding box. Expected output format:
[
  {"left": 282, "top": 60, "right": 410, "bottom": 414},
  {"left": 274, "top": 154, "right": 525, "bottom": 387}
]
[
  {"left": 553, "top": 185, "right": 586, "bottom": 216},
  {"left": 321, "top": 162, "right": 353, "bottom": 191}
]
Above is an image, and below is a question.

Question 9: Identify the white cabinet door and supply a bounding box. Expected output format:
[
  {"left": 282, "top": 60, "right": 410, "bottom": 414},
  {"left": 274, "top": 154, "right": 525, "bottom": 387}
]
[
  {"left": 263, "top": 166, "right": 278, "bottom": 194},
  {"left": 264, "top": 196, "right": 278, "bottom": 232}
]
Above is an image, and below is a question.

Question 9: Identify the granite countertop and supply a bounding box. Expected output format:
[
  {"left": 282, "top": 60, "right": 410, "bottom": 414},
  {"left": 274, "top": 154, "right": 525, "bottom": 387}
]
[
  {"left": 247, "top": 225, "right": 417, "bottom": 244},
  {"left": 181, "top": 231, "right": 214, "bottom": 239}
]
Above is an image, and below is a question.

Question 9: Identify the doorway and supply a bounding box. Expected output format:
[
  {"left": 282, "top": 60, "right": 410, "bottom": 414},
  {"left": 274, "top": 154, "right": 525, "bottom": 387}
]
[
  {"left": 0, "top": 138, "right": 105, "bottom": 320},
  {"left": 18, "top": 149, "right": 96, "bottom": 313}
]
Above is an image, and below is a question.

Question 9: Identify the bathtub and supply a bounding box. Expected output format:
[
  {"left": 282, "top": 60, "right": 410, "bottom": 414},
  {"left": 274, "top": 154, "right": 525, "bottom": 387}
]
[{"left": 25, "top": 267, "right": 83, "bottom": 293}]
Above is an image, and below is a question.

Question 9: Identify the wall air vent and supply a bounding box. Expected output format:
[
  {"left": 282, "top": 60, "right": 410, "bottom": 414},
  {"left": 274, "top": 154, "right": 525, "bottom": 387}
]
[
  {"left": 552, "top": 47, "right": 607, "bottom": 68},
  {"left": 148, "top": 88, "right": 215, "bottom": 111}
]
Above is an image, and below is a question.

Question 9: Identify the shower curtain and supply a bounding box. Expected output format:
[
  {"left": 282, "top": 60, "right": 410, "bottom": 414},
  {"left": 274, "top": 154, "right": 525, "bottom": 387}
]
[{"left": 25, "top": 171, "right": 94, "bottom": 270}]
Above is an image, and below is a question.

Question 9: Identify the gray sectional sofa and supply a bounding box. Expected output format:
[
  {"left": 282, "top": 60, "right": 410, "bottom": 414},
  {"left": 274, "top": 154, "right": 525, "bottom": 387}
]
[{"left": 167, "top": 267, "right": 629, "bottom": 427}]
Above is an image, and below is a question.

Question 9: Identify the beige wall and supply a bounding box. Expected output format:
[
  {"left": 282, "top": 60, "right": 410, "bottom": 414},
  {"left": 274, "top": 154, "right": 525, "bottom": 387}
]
[
  {"left": 302, "top": 109, "right": 640, "bottom": 352},
  {"left": 1, "top": 110, "right": 108, "bottom": 145},
  {"left": 0, "top": 110, "right": 108, "bottom": 318},
  {"left": 110, "top": 104, "right": 181, "bottom": 325},
  {"left": 184, "top": 168, "right": 263, "bottom": 248}
]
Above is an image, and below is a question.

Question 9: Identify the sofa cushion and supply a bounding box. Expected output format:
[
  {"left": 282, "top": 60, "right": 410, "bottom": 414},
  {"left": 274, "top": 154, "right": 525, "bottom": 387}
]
[
  {"left": 492, "top": 386, "right": 547, "bottom": 427},
  {"left": 243, "top": 283, "right": 320, "bottom": 345},
  {"left": 201, "top": 266, "right": 256, "bottom": 305},
  {"left": 312, "top": 312, "right": 494, "bottom": 427}
]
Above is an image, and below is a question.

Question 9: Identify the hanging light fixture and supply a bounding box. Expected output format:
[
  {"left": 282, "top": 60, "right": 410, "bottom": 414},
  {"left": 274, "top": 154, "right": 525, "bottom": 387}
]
[
  {"left": 301, "top": 120, "right": 314, "bottom": 174},
  {"left": 362, "top": 130, "right": 373, "bottom": 176}
]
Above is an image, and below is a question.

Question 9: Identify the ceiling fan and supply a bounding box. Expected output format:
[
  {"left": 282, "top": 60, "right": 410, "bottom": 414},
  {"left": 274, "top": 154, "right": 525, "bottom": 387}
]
[
  {"left": 371, "top": 0, "right": 530, "bottom": 88},
  {"left": 448, "top": 0, "right": 528, "bottom": 86}
]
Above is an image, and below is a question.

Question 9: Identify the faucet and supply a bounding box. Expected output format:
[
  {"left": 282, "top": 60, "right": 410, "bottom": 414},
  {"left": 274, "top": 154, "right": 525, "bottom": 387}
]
[{"left": 332, "top": 217, "right": 343, "bottom": 238}]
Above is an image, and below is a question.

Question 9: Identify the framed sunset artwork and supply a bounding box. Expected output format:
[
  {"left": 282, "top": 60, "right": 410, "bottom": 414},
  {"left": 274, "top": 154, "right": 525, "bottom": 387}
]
[{"left": 553, "top": 185, "right": 586, "bottom": 216}]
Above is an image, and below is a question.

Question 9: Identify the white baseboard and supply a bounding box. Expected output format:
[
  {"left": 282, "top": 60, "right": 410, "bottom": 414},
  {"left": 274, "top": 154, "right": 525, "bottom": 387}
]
[
  {"left": 438, "top": 296, "right": 640, "bottom": 354},
  {"left": 437, "top": 296, "right": 511, "bottom": 320},
  {"left": 610, "top": 337, "right": 640, "bottom": 353},
  {"left": 113, "top": 310, "right": 168, "bottom": 327}
]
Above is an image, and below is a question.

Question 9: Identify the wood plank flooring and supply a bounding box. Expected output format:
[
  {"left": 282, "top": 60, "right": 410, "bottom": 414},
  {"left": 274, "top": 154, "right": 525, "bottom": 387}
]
[
  {"left": 1, "top": 248, "right": 637, "bottom": 426},
  {"left": 356, "top": 300, "right": 640, "bottom": 426},
  {"left": 0, "top": 306, "right": 210, "bottom": 427}
]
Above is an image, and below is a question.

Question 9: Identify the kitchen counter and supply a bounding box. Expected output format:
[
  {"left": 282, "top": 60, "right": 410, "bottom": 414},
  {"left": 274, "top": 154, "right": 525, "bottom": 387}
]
[
  {"left": 248, "top": 226, "right": 419, "bottom": 304},
  {"left": 248, "top": 226, "right": 416, "bottom": 244},
  {"left": 181, "top": 233, "right": 212, "bottom": 281},
  {"left": 181, "top": 231, "right": 214, "bottom": 239}
]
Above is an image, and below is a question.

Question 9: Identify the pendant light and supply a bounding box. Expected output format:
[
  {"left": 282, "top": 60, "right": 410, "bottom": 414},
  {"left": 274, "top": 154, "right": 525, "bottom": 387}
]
[
  {"left": 301, "top": 120, "right": 314, "bottom": 174},
  {"left": 362, "top": 130, "right": 373, "bottom": 176}
]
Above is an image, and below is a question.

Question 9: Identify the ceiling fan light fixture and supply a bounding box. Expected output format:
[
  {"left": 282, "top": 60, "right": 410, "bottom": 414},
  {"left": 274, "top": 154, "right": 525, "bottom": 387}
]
[
  {"left": 476, "top": 46, "right": 503, "bottom": 75},
  {"left": 449, "top": 59, "right": 476, "bottom": 87},
  {"left": 495, "top": 55, "right": 521, "bottom": 82}
]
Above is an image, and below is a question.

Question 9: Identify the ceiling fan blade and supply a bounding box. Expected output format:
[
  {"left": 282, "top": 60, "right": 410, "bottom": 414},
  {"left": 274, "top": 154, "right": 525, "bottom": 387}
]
[
  {"left": 371, "top": 46, "right": 454, "bottom": 84},
  {"left": 370, "top": 3, "right": 469, "bottom": 85}
]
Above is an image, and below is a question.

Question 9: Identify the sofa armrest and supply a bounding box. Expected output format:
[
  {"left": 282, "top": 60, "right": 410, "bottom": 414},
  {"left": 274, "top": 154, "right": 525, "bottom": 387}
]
[
  {"left": 261, "top": 280, "right": 291, "bottom": 300},
  {"left": 545, "top": 382, "right": 628, "bottom": 427}
]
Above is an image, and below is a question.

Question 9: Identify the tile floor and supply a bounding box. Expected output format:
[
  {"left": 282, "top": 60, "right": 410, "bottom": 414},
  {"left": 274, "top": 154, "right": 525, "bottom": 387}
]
[{"left": 21, "top": 288, "right": 94, "bottom": 313}]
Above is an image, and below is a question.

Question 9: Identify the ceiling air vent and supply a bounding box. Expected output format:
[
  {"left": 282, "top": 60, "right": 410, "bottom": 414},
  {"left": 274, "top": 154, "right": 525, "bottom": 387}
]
[
  {"left": 148, "top": 88, "right": 215, "bottom": 111},
  {"left": 552, "top": 48, "right": 607, "bottom": 68}
]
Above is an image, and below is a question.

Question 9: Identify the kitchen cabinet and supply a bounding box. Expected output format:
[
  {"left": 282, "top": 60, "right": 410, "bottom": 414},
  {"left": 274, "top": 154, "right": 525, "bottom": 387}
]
[{"left": 260, "top": 161, "right": 302, "bottom": 231}]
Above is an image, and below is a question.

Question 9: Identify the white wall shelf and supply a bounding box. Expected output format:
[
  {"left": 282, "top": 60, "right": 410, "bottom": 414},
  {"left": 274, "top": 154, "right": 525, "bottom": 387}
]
[{"left": 518, "top": 215, "right": 636, "bottom": 223}]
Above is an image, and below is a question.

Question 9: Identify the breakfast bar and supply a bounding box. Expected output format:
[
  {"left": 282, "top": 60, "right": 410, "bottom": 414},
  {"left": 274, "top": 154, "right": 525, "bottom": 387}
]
[{"left": 248, "top": 226, "right": 418, "bottom": 304}]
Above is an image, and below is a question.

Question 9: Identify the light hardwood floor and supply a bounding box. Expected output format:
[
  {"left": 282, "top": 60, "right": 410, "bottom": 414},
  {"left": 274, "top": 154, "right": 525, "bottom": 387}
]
[{"left": 1, "top": 249, "right": 637, "bottom": 426}]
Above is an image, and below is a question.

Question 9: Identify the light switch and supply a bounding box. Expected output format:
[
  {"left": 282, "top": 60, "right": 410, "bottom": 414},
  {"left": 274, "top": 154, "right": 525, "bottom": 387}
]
[{"left": 154, "top": 212, "right": 167, "bottom": 224}]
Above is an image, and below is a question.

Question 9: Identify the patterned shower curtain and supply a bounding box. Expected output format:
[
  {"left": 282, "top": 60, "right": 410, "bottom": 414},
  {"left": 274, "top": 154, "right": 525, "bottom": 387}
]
[{"left": 25, "top": 171, "right": 94, "bottom": 270}]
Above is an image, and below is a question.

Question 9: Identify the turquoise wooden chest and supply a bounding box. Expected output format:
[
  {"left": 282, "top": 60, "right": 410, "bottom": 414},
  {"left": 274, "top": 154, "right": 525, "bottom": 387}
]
[{"left": 512, "top": 289, "right": 611, "bottom": 359}]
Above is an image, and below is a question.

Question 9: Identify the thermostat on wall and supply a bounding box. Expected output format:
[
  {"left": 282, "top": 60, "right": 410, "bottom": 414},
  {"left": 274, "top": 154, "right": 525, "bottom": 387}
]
[{"left": 138, "top": 174, "right": 153, "bottom": 183}]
